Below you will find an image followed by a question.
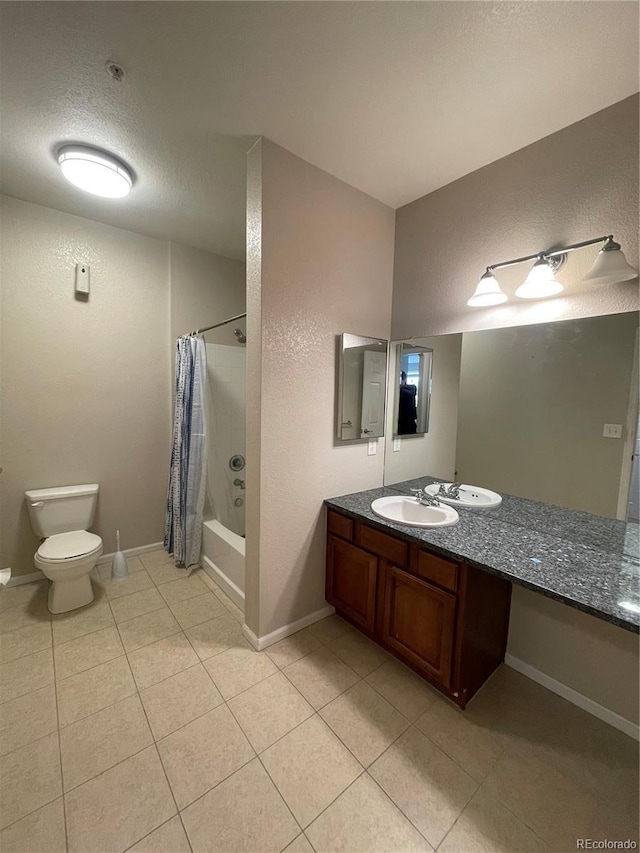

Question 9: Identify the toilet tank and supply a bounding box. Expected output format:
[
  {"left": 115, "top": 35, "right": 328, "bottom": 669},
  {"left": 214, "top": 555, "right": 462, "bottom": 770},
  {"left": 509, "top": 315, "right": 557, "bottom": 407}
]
[{"left": 25, "top": 484, "right": 99, "bottom": 538}]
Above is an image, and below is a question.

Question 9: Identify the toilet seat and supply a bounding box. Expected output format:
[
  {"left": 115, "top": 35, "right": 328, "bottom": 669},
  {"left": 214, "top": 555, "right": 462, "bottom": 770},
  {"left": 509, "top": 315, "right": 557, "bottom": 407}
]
[{"left": 37, "top": 530, "right": 102, "bottom": 563}]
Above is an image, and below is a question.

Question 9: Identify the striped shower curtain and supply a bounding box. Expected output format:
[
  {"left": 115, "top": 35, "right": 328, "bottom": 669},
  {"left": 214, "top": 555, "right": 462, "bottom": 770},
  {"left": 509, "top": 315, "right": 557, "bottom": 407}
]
[{"left": 164, "top": 335, "right": 207, "bottom": 568}]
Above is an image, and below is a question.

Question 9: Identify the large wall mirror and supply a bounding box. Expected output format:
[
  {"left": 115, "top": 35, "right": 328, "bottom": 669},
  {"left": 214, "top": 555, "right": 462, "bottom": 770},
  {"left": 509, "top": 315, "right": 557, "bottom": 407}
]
[
  {"left": 383, "top": 312, "right": 639, "bottom": 522},
  {"left": 337, "top": 333, "right": 388, "bottom": 441}
]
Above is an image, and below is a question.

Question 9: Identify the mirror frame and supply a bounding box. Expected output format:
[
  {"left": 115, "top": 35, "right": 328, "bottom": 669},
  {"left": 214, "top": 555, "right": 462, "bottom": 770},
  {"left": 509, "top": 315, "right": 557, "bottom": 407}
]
[{"left": 336, "top": 333, "right": 389, "bottom": 442}]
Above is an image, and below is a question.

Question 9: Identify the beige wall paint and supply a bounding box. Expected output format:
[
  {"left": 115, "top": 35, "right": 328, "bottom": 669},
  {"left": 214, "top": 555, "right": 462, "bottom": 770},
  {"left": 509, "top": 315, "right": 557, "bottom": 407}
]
[
  {"left": 0, "top": 195, "right": 171, "bottom": 575},
  {"left": 391, "top": 96, "right": 640, "bottom": 726},
  {"left": 392, "top": 96, "right": 639, "bottom": 340},
  {"left": 508, "top": 588, "right": 639, "bottom": 726},
  {"left": 246, "top": 138, "right": 395, "bottom": 639},
  {"left": 384, "top": 334, "right": 462, "bottom": 486},
  {"left": 456, "top": 314, "right": 638, "bottom": 518},
  {"left": 169, "top": 241, "right": 245, "bottom": 347}
]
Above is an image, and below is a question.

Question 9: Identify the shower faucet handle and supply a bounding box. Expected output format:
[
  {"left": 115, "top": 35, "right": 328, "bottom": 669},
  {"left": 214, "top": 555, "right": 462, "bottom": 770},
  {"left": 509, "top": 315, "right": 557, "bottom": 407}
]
[{"left": 233, "top": 478, "right": 246, "bottom": 489}]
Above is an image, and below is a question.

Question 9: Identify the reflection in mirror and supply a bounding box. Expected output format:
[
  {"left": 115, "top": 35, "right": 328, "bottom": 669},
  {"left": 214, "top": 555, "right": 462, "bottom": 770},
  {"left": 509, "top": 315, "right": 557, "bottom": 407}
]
[
  {"left": 337, "top": 334, "right": 388, "bottom": 441},
  {"left": 384, "top": 313, "right": 639, "bottom": 521},
  {"left": 393, "top": 342, "right": 433, "bottom": 436}
]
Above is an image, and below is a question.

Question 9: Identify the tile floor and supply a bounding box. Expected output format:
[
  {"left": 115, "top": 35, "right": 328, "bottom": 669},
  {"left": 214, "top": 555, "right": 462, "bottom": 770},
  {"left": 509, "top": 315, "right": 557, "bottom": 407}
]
[{"left": 0, "top": 549, "right": 638, "bottom": 852}]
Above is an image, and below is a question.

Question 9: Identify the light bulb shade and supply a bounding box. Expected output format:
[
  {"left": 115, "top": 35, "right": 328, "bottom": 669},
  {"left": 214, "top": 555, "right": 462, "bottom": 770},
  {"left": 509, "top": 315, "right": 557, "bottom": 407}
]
[
  {"left": 467, "top": 272, "right": 508, "bottom": 307},
  {"left": 515, "top": 258, "right": 563, "bottom": 300},
  {"left": 582, "top": 243, "right": 638, "bottom": 285},
  {"left": 58, "top": 145, "right": 133, "bottom": 198}
]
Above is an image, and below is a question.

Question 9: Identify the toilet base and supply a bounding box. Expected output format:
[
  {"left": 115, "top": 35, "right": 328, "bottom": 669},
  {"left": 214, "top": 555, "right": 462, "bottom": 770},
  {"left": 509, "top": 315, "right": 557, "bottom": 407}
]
[{"left": 48, "top": 572, "right": 94, "bottom": 614}]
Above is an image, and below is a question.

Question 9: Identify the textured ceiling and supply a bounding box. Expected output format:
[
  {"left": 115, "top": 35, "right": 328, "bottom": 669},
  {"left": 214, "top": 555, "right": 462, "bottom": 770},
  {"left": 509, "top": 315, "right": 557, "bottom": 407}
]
[{"left": 0, "top": 1, "right": 638, "bottom": 259}]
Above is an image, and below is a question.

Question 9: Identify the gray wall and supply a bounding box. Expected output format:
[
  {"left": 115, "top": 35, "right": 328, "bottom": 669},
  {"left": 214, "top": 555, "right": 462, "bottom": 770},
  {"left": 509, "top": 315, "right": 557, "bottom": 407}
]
[
  {"left": 0, "top": 196, "right": 171, "bottom": 573},
  {"left": 246, "top": 138, "right": 396, "bottom": 640},
  {"left": 390, "top": 96, "right": 639, "bottom": 726},
  {"left": 392, "top": 95, "right": 639, "bottom": 340},
  {"left": 169, "top": 241, "right": 245, "bottom": 347},
  {"left": 0, "top": 196, "right": 245, "bottom": 578}
]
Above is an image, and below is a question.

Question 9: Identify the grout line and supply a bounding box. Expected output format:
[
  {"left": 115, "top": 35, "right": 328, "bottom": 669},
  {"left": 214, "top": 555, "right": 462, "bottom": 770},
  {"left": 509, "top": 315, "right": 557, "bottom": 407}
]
[{"left": 53, "top": 607, "right": 70, "bottom": 853}]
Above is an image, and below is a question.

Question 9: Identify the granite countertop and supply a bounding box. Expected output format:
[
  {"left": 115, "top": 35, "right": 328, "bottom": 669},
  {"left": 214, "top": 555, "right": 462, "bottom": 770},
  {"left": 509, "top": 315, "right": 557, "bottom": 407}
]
[{"left": 325, "top": 476, "right": 640, "bottom": 634}]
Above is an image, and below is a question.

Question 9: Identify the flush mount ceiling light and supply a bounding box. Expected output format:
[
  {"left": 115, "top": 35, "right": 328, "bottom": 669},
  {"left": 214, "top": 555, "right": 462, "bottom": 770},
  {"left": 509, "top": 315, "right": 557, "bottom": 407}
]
[
  {"left": 468, "top": 234, "right": 637, "bottom": 308},
  {"left": 467, "top": 270, "right": 508, "bottom": 307},
  {"left": 57, "top": 145, "right": 133, "bottom": 199}
]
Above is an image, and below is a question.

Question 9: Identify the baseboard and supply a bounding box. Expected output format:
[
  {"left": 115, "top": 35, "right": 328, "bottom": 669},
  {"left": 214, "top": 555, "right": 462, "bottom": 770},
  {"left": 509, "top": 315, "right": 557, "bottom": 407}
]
[
  {"left": 505, "top": 653, "right": 639, "bottom": 741},
  {"left": 2, "top": 570, "right": 45, "bottom": 588},
  {"left": 242, "top": 604, "right": 336, "bottom": 651},
  {"left": 97, "top": 542, "right": 164, "bottom": 564},
  {"left": 200, "top": 556, "right": 245, "bottom": 611}
]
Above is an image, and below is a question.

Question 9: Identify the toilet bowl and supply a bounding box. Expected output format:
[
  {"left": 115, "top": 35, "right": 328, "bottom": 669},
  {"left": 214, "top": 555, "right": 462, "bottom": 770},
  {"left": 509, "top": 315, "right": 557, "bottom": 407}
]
[
  {"left": 34, "top": 530, "right": 103, "bottom": 614},
  {"left": 25, "top": 483, "right": 102, "bottom": 614}
]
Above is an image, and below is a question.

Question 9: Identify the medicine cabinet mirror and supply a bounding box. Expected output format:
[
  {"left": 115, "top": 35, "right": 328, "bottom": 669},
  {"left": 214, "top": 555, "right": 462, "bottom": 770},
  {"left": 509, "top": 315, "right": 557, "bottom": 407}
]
[{"left": 336, "top": 333, "right": 388, "bottom": 441}]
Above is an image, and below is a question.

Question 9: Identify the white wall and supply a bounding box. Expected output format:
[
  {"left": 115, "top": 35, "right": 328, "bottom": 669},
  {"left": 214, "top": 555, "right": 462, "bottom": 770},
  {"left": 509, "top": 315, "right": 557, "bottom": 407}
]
[
  {"left": 391, "top": 96, "right": 640, "bottom": 727},
  {"left": 0, "top": 195, "right": 171, "bottom": 574},
  {"left": 384, "top": 334, "right": 462, "bottom": 486},
  {"left": 246, "top": 138, "right": 395, "bottom": 640},
  {"left": 205, "top": 343, "right": 246, "bottom": 536}
]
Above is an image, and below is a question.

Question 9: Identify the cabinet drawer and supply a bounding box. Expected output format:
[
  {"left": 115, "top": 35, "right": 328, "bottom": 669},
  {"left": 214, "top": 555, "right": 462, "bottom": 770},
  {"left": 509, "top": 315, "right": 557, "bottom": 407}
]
[
  {"left": 355, "top": 523, "right": 408, "bottom": 566},
  {"left": 415, "top": 550, "right": 458, "bottom": 593},
  {"left": 327, "top": 510, "right": 353, "bottom": 541}
]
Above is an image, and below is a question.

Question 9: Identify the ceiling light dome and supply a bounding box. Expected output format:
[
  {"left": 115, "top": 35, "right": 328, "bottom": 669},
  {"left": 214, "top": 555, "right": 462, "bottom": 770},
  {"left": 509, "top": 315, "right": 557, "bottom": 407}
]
[
  {"left": 515, "top": 258, "right": 563, "bottom": 300},
  {"left": 467, "top": 271, "right": 508, "bottom": 307},
  {"left": 58, "top": 145, "right": 133, "bottom": 199},
  {"left": 582, "top": 238, "right": 638, "bottom": 285}
]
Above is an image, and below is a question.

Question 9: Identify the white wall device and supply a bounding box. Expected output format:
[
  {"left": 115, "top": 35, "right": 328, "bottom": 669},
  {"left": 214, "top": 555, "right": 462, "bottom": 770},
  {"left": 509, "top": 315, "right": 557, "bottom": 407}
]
[{"left": 75, "top": 262, "right": 90, "bottom": 294}]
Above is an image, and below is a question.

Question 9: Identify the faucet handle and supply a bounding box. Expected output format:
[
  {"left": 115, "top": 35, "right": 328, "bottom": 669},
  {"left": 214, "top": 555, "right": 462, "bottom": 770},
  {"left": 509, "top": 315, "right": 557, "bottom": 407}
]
[{"left": 410, "top": 488, "right": 424, "bottom": 501}]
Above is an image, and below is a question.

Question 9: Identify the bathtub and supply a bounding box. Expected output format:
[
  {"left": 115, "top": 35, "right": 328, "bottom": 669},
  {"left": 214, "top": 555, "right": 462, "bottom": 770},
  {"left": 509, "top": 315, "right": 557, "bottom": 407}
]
[{"left": 201, "top": 519, "right": 245, "bottom": 611}]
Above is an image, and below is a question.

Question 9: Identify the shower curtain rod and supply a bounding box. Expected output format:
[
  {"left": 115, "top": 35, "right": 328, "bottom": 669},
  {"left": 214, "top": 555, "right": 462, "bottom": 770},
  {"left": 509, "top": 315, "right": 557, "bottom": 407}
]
[{"left": 187, "top": 312, "right": 247, "bottom": 337}]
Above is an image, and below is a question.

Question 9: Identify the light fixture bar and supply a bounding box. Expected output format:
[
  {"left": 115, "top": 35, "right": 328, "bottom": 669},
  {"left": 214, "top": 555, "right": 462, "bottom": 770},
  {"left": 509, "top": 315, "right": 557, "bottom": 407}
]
[
  {"left": 544, "top": 235, "right": 612, "bottom": 259},
  {"left": 486, "top": 235, "right": 613, "bottom": 273}
]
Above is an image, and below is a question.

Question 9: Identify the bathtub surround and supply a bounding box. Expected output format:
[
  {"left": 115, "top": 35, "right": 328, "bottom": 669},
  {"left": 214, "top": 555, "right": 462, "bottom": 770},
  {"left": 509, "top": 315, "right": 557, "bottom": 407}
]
[
  {"left": 390, "top": 96, "right": 639, "bottom": 734},
  {"left": 245, "top": 139, "right": 395, "bottom": 643},
  {"left": 0, "top": 195, "right": 245, "bottom": 578}
]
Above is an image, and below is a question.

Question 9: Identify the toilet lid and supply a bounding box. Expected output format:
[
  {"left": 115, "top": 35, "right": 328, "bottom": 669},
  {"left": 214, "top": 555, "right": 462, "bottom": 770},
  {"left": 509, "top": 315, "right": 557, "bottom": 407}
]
[{"left": 37, "top": 530, "right": 102, "bottom": 561}]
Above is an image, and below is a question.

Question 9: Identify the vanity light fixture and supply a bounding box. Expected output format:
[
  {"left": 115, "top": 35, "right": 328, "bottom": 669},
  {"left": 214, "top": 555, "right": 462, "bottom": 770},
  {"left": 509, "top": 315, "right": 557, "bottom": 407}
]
[
  {"left": 57, "top": 145, "right": 133, "bottom": 199},
  {"left": 468, "top": 234, "right": 637, "bottom": 308},
  {"left": 467, "top": 270, "right": 508, "bottom": 307},
  {"left": 581, "top": 236, "right": 638, "bottom": 285},
  {"left": 514, "top": 256, "right": 565, "bottom": 300}
]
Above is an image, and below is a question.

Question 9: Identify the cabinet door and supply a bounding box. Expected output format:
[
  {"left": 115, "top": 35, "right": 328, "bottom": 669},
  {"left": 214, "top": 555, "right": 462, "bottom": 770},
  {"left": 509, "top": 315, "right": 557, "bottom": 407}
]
[
  {"left": 383, "top": 564, "right": 455, "bottom": 687},
  {"left": 326, "top": 535, "right": 377, "bottom": 632}
]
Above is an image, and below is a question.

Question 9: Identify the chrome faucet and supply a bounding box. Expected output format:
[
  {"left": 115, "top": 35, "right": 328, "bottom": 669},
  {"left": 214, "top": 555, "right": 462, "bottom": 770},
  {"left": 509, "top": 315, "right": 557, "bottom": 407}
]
[
  {"left": 437, "top": 482, "right": 462, "bottom": 500},
  {"left": 410, "top": 488, "right": 440, "bottom": 506}
]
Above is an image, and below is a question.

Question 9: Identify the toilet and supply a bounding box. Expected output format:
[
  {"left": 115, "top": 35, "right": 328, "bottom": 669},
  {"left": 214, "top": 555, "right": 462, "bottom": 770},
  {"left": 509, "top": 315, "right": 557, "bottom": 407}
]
[{"left": 25, "top": 484, "right": 103, "bottom": 614}]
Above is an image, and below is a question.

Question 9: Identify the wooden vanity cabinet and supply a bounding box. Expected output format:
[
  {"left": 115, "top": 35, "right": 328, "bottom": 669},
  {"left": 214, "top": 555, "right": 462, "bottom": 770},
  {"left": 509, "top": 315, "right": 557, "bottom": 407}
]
[{"left": 326, "top": 508, "right": 511, "bottom": 708}]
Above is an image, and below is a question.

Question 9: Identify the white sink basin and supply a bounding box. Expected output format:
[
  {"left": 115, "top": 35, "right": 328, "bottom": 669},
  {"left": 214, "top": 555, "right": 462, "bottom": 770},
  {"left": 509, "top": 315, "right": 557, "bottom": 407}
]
[
  {"left": 371, "top": 496, "right": 459, "bottom": 528},
  {"left": 424, "top": 483, "right": 502, "bottom": 509}
]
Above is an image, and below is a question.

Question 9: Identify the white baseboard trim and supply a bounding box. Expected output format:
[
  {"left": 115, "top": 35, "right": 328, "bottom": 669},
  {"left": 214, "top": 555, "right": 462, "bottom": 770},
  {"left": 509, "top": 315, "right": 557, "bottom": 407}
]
[
  {"left": 200, "top": 556, "right": 245, "bottom": 611},
  {"left": 242, "top": 604, "right": 336, "bottom": 651},
  {"left": 0, "top": 542, "right": 164, "bottom": 586},
  {"left": 505, "top": 653, "right": 639, "bottom": 741},
  {"left": 3, "top": 570, "right": 45, "bottom": 588},
  {"left": 97, "top": 542, "right": 164, "bottom": 565}
]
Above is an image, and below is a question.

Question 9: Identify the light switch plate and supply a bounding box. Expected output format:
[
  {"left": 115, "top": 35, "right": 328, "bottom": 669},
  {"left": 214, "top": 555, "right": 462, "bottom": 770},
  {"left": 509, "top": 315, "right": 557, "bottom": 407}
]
[
  {"left": 368, "top": 439, "right": 377, "bottom": 456},
  {"left": 603, "top": 423, "right": 623, "bottom": 439},
  {"left": 393, "top": 438, "right": 401, "bottom": 452}
]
